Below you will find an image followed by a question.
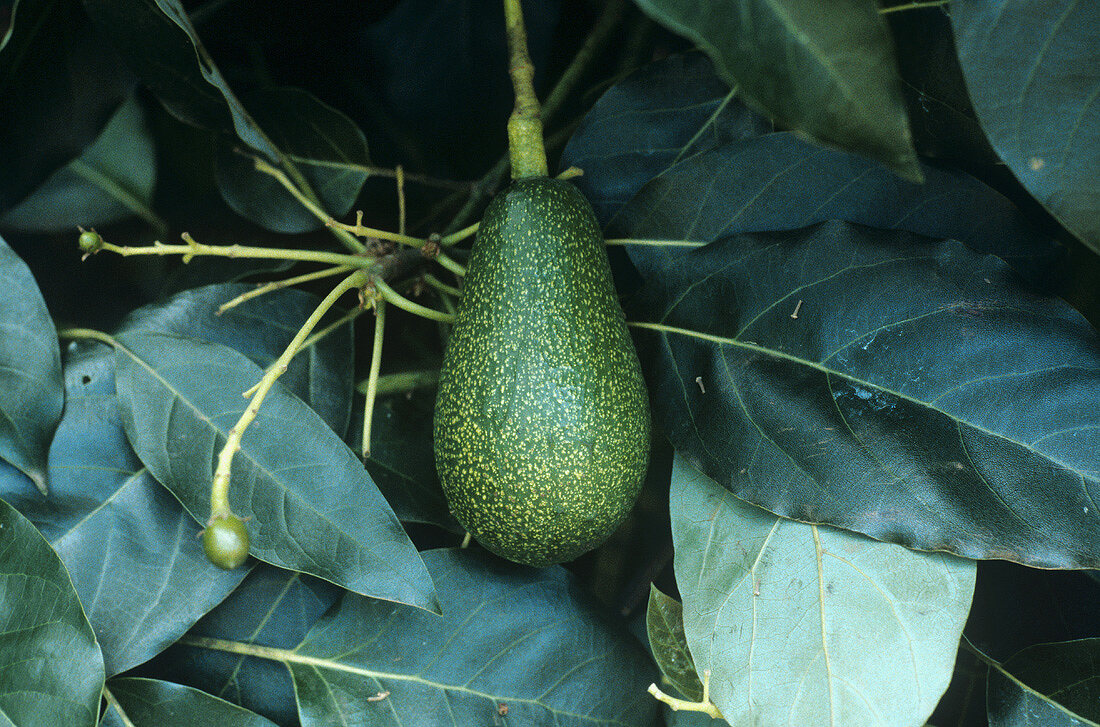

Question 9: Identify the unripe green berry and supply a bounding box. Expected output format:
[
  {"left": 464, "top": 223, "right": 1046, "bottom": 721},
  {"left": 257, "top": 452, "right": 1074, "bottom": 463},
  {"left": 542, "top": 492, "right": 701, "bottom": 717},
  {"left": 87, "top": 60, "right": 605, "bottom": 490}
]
[
  {"left": 78, "top": 230, "right": 103, "bottom": 253},
  {"left": 203, "top": 515, "right": 250, "bottom": 569}
]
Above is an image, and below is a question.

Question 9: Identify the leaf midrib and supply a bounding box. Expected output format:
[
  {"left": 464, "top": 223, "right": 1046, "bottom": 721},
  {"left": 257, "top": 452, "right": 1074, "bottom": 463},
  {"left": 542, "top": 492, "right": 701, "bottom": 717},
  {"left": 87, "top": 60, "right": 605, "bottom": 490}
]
[
  {"left": 115, "top": 333, "right": 415, "bottom": 598},
  {"left": 629, "top": 320, "right": 1096, "bottom": 480},
  {"left": 182, "top": 636, "right": 635, "bottom": 727}
]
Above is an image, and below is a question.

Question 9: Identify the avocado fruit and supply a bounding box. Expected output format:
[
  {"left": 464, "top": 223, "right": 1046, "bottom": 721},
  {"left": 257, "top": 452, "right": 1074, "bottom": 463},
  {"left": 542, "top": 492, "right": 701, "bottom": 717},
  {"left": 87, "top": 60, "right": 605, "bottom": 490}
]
[{"left": 434, "top": 176, "right": 651, "bottom": 567}]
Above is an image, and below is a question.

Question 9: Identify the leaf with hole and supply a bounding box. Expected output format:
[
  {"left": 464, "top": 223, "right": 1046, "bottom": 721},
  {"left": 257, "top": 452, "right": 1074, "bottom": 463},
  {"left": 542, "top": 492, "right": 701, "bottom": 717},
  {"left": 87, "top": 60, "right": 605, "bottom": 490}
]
[
  {"left": 0, "top": 340, "right": 248, "bottom": 676},
  {"left": 629, "top": 220, "right": 1100, "bottom": 568},
  {"left": 113, "top": 331, "right": 438, "bottom": 612},
  {"left": 671, "top": 455, "right": 975, "bottom": 726}
]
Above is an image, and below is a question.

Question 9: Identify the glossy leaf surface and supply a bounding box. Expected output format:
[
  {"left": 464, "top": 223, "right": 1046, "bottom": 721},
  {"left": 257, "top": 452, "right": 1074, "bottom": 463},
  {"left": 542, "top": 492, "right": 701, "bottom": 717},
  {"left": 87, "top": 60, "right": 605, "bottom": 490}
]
[
  {"left": 106, "top": 678, "right": 278, "bottom": 726},
  {"left": 152, "top": 566, "right": 340, "bottom": 726},
  {"left": 284, "top": 548, "right": 657, "bottom": 726},
  {"left": 646, "top": 585, "right": 703, "bottom": 702},
  {"left": 0, "top": 235, "right": 63, "bottom": 492},
  {"left": 630, "top": 221, "right": 1100, "bottom": 568},
  {"left": 0, "top": 0, "right": 133, "bottom": 211},
  {"left": 114, "top": 331, "right": 438, "bottom": 611},
  {"left": 118, "top": 283, "right": 353, "bottom": 438},
  {"left": 987, "top": 639, "right": 1100, "bottom": 726},
  {"left": 1, "top": 95, "right": 158, "bottom": 233},
  {"left": 609, "top": 133, "right": 1062, "bottom": 289},
  {"left": 632, "top": 0, "right": 920, "bottom": 180},
  {"left": 672, "top": 456, "right": 975, "bottom": 726},
  {"left": 951, "top": 0, "right": 1100, "bottom": 254},
  {"left": 215, "top": 87, "right": 369, "bottom": 233},
  {"left": 18, "top": 340, "right": 246, "bottom": 676},
  {"left": 560, "top": 52, "right": 771, "bottom": 225},
  {"left": 0, "top": 497, "right": 103, "bottom": 727}
]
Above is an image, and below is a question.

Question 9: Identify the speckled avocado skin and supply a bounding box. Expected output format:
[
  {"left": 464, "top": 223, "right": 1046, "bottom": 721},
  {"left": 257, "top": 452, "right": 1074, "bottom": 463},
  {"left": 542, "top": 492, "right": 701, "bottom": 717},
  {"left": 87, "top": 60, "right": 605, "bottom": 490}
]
[{"left": 434, "top": 177, "right": 651, "bottom": 567}]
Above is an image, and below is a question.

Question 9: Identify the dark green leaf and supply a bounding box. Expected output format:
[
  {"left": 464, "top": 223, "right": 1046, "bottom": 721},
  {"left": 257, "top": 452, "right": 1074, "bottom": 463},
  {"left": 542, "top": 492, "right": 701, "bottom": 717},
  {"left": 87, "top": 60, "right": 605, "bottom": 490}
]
[
  {"left": 79, "top": 0, "right": 272, "bottom": 155},
  {"left": 990, "top": 637, "right": 1100, "bottom": 721},
  {"left": 105, "top": 678, "right": 278, "bottom": 726},
  {"left": 361, "top": 0, "right": 559, "bottom": 178},
  {"left": 887, "top": 7, "right": 998, "bottom": 167},
  {"left": 631, "top": 0, "right": 921, "bottom": 180},
  {"left": 561, "top": 52, "right": 772, "bottom": 225},
  {"left": 609, "top": 133, "right": 1063, "bottom": 289},
  {"left": 951, "top": 0, "right": 1100, "bottom": 254},
  {"left": 118, "top": 283, "right": 353, "bottom": 438},
  {"left": 113, "top": 331, "right": 438, "bottom": 612},
  {"left": 0, "top": 0, "right": 133, "bottom": 211},
  {"left": 0, "top": 235, "right": 62, "bottom": 492},
  {"left": 646, "top": 585, "right": 703, "bottom": 702},
  {"left": 1, "top": 94, "right": 159, "bottom": 233},
  {"left": 215, "top": 87, "right": 369, "bottom": 234},
  {"left": 148, "top": 566, "right": 340, "bottom": 727},
  {"left": 966, "top": 561, "right": 1100, "bottom": 662},
  {"left": 671, "top": 455, "right": 975, "bottom": 725},
  {"left": 0, "top": 341, "right": 247, "bottom": 676},
  {"left": 987, "top": 640, "right": 1100, "bottom": 726},
  {"left": 0, "top": 497, "right": 103, "bottom": 726},
  {"left": 630, "top": 221, "right": 1100, "bottom": 568},
  {"left": 357, "top": 390, "right": 459, "bottom": 532},
  {"left": 276, "top": 548, "right": 655, "bottom": 726}
]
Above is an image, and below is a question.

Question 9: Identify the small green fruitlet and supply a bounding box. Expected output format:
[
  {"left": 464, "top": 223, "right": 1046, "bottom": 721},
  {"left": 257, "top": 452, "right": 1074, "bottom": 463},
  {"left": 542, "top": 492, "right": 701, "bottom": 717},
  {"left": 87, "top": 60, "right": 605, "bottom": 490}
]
[
  {"left": 203, "top": 515, "right": 250, "bottom": 569},
  {"left": 77, "top": 230, "right": 102, "bottom": 253}
]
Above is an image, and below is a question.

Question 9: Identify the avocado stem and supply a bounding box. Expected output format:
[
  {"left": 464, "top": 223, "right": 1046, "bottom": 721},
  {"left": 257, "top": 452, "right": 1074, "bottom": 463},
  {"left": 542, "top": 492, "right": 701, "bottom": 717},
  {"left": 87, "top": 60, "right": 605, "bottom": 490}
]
[
  {"left": 210, "top": 271, "right": 368, "bottom": 519},
  {"left": 361, "top": 298, "right": 386, "bottom": 458},
  {"left": 503, "top": 0, "right": 548, "bottom": 179}
]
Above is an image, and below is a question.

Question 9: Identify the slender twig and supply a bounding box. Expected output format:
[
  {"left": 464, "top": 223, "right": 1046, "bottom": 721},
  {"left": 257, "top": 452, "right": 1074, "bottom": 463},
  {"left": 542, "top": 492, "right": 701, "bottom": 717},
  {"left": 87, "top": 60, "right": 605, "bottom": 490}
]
[
  {"left": 329, "top": 210, "right": 427, "bottom": 249},
  {"left": 57, "top": 327, "right": 124, "bottom": 349},
  {"left": 373, "top": 278, "right": 455, "bottom": 323},
  {"left": 540, "top": 0, "right": 625, "bottom": 123},
  {"left": 216, "top": 265, "right": 353, "bottom": 315},
  {"left": 298, "top": 306, "right": 365, "bottom": 351},
  {"left": 879, "top": 0, "right": 949, "bottom": 13},
  {"left": 647, "top": 669, "right": 724, "bottom": 719},
  {"left": 434, "top": 253, "right": 467, "bottom": 277},
  {"left": 209, "top": 271, "right": 367, "bottom": 519},
  {"left": 422, "top": 273, "right": 463, "bottom": 298},
  {"left": 96, "top": 233, "right": 375, "bottom": 270},
  {"left": 280, "top": 154, "right": 472, "bottom": 191},
  {"left": 440, "top": 222, "right": 480, "bottom": 247},
  {"left": 355, "top": 368, "right": 440, "bottom": 397},
  {"left": 396, "top": 165, "right": 407, "bottom": 236},
  {"left": 361, "top": 299, "right": 386, "bottom": 457},
  {"left": 603, "top": 238, "right": 705, "bottom": 247},
  {"left": 250, "top": 157, "right": 364, "bottom": 253}
]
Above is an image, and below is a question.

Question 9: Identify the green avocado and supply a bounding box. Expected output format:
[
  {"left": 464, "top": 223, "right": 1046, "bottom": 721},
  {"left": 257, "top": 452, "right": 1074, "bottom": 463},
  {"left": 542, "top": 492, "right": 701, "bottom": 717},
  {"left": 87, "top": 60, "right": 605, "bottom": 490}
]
[{"left": 434, "top": 176, "right": 651, "bottom": 567}]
